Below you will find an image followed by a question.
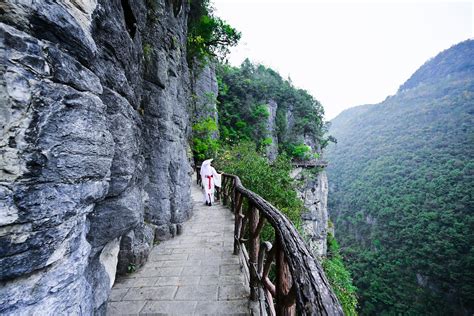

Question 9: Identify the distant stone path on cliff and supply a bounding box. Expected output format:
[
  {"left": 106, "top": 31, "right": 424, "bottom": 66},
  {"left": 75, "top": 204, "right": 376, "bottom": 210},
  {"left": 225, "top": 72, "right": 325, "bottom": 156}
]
[{"left": 107, "top": 180, "right": 250, "bottom": 315}]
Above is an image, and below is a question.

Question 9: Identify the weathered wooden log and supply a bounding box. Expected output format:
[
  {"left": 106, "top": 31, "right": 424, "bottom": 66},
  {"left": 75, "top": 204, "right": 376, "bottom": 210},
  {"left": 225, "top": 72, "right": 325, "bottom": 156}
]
[
  {"left": 233, "top": 192, "right": 244, "bottom": 255},
  {"left": 239, "top": 216, "right": 248, "bottom": 244},
  {"left": 276, "top": 237, "right": 296, "bottom": 315},
  {"left": 261, "top": 241, "right": 277, "bottom": 316},
  {"left": 248, "top": 204, "right": 260, "bottom": 301},
  {"left": 231, "top": 179, "right": 236, "bottom": 213},
  {"left": 222, "top": 176, "right": 228, "bottom": 205}
]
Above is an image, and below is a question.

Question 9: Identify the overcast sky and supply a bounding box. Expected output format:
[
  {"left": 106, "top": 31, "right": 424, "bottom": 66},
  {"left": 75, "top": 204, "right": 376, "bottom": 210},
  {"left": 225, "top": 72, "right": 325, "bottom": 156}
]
[{"left": 213, "top": 0, "right": 473, "bottom": 120}]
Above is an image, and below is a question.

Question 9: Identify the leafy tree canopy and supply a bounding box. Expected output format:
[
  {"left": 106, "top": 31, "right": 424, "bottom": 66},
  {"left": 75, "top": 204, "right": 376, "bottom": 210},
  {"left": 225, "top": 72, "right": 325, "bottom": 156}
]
[{"left": 188, "top": 0, "right": 241, "bottom": 64}]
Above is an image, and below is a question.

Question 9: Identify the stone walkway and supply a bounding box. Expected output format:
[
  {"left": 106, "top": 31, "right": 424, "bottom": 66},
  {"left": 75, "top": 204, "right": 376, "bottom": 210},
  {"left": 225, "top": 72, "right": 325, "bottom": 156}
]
[{"left": 107, "top": 181, "right": 250, "bottom": 315}]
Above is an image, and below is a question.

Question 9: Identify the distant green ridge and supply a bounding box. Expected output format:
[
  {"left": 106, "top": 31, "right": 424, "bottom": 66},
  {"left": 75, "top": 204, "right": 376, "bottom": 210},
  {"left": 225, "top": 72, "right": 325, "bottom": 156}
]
[{"left": 326, "top": 39, "right": 474, "bottom": 315}]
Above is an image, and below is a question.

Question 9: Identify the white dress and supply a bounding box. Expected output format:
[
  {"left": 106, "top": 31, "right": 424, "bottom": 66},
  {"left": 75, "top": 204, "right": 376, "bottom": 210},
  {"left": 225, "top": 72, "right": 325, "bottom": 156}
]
[{"left": 200, "top": 160, "right": 221, "bottom": 204}]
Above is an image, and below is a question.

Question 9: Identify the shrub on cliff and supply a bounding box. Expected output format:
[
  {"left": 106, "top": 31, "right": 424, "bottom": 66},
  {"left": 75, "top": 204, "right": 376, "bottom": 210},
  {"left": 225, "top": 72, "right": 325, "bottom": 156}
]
[
  {"left": 323, "top": 233, "right": 359, "bottom": 316},
  {"left": 191, "top": 117, "right": 219, "bottom": 161},
  {"left": 214, "top": 142, "right": 303, "bottom": 241},
  {"left": 187, "top": 0, "right": 241, "bottom": 64}
]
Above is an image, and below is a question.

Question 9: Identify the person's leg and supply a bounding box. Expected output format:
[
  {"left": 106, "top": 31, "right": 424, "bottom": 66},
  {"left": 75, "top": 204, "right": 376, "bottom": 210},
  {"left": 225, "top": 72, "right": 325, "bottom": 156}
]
[
  {"left": 204, "top": 189, "right": 210, "bottom": 205},
  {"left": 209, "top": 192, "right": 214, "bottom": 204}
]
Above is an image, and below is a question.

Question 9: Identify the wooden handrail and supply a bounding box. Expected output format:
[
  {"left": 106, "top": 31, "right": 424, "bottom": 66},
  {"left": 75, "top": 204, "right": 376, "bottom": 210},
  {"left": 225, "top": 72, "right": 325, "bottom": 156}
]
[
  {"left": 292, "top": 159, "right": 328, "bottom": 168},
  {"left": 219, "top": 173, "right": 343, "bottom": 316}
]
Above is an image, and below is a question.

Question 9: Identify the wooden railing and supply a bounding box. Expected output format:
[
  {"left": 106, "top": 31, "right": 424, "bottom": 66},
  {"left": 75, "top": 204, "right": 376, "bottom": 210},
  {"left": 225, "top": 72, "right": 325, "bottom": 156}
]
[
  {"left": 292, "top": 159, "right": 328, "bottom": 168},
  {"left": 219, "top": 173, "right": 343, "bottom": 316}
]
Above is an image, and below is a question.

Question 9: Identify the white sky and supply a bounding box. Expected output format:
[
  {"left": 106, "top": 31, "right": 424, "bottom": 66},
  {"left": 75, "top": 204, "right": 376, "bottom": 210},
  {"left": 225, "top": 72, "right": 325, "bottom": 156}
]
[{"left": 213, "top": 0, "right": 473, "bottom": 120}]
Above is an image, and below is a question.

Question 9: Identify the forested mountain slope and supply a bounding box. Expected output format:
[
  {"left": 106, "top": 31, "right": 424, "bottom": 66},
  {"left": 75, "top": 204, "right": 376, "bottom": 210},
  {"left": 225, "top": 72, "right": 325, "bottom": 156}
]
[
  {"left": 216, "top": 60, "right": 328, "bottom": 152},
  {"left": 325, "top": 40, "right": 474, "bottom": 315}
]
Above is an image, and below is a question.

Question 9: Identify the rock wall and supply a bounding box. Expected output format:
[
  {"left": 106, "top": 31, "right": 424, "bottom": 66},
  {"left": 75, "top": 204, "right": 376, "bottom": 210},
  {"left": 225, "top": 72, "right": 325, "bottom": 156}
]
[
  {"left": 264, "top": 98, "right": 328, "bottom": 256},
  {"left": 265, "top": 99, "right": 278, "bottom": 161},
  {"left": 191, "top": 61, "right": 219, "bottom": 123},
  {"left": 292, "top": 168, "right": 329, "bottom": 256},
  {"left": 190, "top": 60, "right": 219, "bottom": 145},
  {"left": 0, "top": 0, "right": 192, "bottom": 314}
]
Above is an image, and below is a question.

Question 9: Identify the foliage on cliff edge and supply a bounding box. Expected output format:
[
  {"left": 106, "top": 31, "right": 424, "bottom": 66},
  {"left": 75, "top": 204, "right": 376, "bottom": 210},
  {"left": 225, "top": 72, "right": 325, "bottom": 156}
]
[
  {"left": 187, "top": 0, "right": 240, "bottom": 64},
  {"left": 215, "top": 142, "right": 303, "bottom": 241},
  {"left": 324, "top": 233, "right": 359, "bottom": 315},
  {"left": 216, "top": 60, "right": 333, "bottom": 155}
]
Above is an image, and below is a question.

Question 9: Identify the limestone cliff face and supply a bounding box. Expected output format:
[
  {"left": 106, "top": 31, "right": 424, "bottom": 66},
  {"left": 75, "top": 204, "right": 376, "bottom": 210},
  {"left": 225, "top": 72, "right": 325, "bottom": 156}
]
[
  {"left": 191, "top": 61, "right": 219, "bottom": 127},
  {"left": 265, "top": 99, "right": 278, "bottom": 161},
  {"left": 0, "top": 0, "right": 192, "bottom": 314},
  {"left": 263, "top": 99, "right": 329, "bottom": 256},
  {"left": 292, "top": 168, "right": 329, "bottom": 256}
]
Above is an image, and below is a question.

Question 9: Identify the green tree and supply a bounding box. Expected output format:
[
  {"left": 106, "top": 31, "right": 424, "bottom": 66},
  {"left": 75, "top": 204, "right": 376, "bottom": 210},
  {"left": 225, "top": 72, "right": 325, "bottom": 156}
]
[
  {"left": 192, "top": 118, "right": 219, "bottom": 161},
  {"left": 187, "top": 0, "right": 241, "bottom": 64}
]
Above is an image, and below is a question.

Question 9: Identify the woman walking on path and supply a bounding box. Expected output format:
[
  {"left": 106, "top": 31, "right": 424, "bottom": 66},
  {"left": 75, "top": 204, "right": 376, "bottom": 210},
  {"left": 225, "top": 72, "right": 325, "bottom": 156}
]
[{"left": 200, "top": 159, "right": 221, "bottom": 206}]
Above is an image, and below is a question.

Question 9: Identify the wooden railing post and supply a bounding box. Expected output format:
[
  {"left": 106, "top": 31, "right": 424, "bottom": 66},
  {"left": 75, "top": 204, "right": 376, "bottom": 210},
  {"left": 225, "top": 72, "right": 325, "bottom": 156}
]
[
  {"left": 258, "top": 241, "right": 276, "bottom": 316},
  {"left": 233, "top": 191, "right": 243, "bottom": 255},
  {"left": 248, "top": 204, "right": 259, "bottom": 301},
  {"left": 231, "top": 178, "right": 236, "bottom": 213},
  {"left": 276, "top": 237, "right": 296, "bottom": 315},
  {"left": 222, "top": 176, "right": 228, "bottom": 205}
]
